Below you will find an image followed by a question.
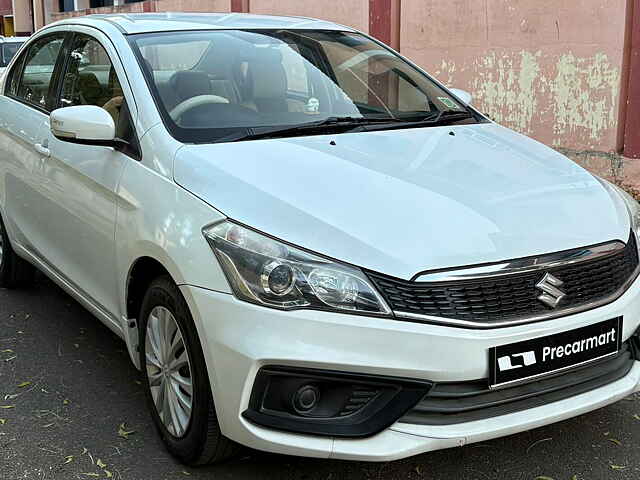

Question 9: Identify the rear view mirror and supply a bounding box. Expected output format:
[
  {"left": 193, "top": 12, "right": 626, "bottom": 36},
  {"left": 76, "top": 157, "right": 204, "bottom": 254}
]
[
  {"left": 449, "top": 88, "right": 472, "bottom": 105},
  {"left": 50, "top": 105, "right": 115, "bottom": 145}
]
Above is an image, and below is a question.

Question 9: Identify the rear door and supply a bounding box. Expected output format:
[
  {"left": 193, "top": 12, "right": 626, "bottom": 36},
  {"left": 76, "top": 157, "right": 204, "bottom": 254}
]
[{"left": 0, "top": 32, "right": 67, "bottom": 250}]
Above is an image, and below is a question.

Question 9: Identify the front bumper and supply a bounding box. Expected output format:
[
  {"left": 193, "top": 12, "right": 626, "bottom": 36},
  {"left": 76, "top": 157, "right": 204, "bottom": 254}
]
[{"left": 180, "top": 277, "right": 640, "bottom": 461}]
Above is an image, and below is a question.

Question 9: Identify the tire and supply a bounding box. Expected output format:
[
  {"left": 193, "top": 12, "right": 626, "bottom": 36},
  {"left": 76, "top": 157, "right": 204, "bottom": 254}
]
[
  {"left": 0, "top": 215, "right": 35, "bottom": 289},
  {"left": 139, "top": 275, "right": 240, "bottom": 465}
]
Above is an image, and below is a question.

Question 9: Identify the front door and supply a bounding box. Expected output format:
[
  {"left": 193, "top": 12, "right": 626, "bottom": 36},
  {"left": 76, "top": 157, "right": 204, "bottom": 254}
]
[{"left": 36, "top": 31, "right": 137, "bottom": 318}]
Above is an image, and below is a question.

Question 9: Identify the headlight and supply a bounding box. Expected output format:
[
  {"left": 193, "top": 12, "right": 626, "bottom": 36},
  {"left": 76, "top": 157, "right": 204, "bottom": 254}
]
[
  {"left": 609, "top": 183, "right": 640, "bottom": 242},
  {"left": 203, "top": 221, "right": 391, "bottom": 315}
]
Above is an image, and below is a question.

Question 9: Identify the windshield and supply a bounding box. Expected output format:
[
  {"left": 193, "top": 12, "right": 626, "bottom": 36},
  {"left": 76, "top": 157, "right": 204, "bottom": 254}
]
[
  {"left": 1, "top": 42, "right": 23, "bottom": 67},
  {"left": 132, "top": 30, "right": 478, "bottom": 143}
]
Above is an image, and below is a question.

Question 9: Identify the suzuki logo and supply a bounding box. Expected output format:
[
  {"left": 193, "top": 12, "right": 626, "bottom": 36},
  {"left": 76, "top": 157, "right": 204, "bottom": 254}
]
[
  {"left": 497, "top": 351, "right": 537, "bottom": 371},
  {"left": 536, "top": 273, "right": 566, "bottom": 308}
]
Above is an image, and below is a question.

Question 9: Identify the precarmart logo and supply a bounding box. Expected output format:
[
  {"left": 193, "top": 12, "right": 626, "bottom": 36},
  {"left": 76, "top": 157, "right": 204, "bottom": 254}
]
[
  {"left": 497, "top": 326, "right": 618, "bottom": 372},
  {"left": 542, "top": 327, "right": 617, "bottom": 362}
]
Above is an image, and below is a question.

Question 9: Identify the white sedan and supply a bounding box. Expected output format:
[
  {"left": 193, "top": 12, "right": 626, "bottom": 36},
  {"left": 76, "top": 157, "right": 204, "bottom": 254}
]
[{"left": 0, "top": 13, "right": 638, "bottom": 465}]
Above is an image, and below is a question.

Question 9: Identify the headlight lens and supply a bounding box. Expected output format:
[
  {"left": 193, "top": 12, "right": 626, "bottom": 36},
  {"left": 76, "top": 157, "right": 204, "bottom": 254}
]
[
  {"left": 203, "top": 221, "right": 391, "bottom": 315},
  {"left": 610, "top": 183, "right": 640, "bottom": 242}
]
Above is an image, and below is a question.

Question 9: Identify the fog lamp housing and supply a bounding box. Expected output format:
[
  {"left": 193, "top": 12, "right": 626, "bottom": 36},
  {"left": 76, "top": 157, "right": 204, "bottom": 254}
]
[
  {"left": 242, "top": 366, "right": 432, "bottom": 438},
  {"left": 631, "top": 327, "right": 640, "bottom": 360}
]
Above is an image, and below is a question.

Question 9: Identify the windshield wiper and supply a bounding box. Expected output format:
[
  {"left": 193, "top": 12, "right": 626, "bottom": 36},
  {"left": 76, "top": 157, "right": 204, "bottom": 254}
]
[
  {"left": 356, "top": 110, "right": 477, "bottom": 133},
  {"left": 222, "top": 111, "right": 476, "bottom": 143},
  {"left": 431, "top": 109, "right": 476, "bottom": 124},
  {"left": 233, "top": 116, "right": 400, "bottom": 142}
]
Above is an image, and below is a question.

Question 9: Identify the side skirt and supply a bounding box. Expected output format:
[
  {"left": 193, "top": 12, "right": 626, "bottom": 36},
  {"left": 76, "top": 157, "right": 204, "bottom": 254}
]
[{"left": 13, "top": 243, "right": 126, "bottom": 339}]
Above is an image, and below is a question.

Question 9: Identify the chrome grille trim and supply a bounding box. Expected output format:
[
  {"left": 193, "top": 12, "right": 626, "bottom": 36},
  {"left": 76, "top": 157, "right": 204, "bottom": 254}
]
[{"left": 413, "top": 240, "right": 626, "bottom": 283}]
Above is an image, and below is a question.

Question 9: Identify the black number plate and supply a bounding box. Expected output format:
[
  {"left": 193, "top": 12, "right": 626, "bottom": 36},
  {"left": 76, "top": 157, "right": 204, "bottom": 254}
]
[{"left": 489, "top": 317, "right": 622, "bottom": 389}]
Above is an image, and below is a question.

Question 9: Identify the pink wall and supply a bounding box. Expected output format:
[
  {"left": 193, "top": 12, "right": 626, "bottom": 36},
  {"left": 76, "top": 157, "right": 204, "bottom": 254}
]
[
  {"left": 0, "top": 0, "right": 12, "bottom": 16},
  {"left": 249, "top": 0, "right": 369, "bottom": 33},
  {"left": 400, "top": 0, "right": 628, "bottom": 152}
]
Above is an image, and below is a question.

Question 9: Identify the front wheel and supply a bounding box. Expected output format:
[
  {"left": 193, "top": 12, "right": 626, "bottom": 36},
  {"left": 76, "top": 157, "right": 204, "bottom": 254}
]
[{"left": 139, "top": 275, "right": 239, "bottom": 465}]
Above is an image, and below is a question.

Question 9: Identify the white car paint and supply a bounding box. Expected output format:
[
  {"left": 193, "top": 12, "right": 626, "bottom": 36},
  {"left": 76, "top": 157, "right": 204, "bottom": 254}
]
[
  {"left": 0, "top": 13, "right": 637, "bottom": 463},
  {"left": 50, "top": 105, "right": 116, "bottom": 140},
  {"left": 181, "top": 277, "right": 640, "bottom": 460},
  {"left": 174, "top": 124, "right": 630, "bottom": 280}
]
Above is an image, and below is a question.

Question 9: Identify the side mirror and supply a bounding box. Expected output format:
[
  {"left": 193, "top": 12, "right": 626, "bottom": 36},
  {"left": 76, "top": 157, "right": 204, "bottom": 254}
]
[
  {"left": 449, "top": 88, "right": 472, "bottom": 105},
  {"left": 50, "top": 105, "right": 116, "bottom": 145}
]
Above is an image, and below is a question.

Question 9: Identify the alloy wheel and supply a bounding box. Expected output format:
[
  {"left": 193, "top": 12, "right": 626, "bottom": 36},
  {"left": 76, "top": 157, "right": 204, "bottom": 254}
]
[{"left": 145, "top": 306, "right": 193, "bottom": 437}]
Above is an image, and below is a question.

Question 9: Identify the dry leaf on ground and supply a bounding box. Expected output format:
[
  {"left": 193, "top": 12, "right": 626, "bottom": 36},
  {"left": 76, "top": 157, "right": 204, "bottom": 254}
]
[{"left": 118, "top": 422, "right": 136, "bottom": 439}]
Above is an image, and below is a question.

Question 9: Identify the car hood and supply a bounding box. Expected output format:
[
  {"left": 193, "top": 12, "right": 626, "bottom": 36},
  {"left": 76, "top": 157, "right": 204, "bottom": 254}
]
[{"left": 174, "top": 123, "right": 630, "bottom": 280}]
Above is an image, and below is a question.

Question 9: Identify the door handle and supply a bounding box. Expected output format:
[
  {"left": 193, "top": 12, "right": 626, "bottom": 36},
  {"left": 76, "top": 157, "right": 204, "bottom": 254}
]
[{"left": 34, "top": 142, "right": 50, "bottom": 157}]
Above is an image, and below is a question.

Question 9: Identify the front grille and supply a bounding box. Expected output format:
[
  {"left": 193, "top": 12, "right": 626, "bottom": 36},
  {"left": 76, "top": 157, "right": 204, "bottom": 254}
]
[
  {"left": 400, "top": 342, "right": 634, "bottom": 426},
  {"left": 368, "top": 234, "right": 639, "bottom": 326}
]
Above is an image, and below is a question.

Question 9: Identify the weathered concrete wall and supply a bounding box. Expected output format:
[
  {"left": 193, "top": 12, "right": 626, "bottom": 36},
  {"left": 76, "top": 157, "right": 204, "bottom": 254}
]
[
  {"left": 400, "top": 0, "right": 627, "bottom": 153},
  {"left": 249, "top": 0, "right": 369, "bottom": 32}
]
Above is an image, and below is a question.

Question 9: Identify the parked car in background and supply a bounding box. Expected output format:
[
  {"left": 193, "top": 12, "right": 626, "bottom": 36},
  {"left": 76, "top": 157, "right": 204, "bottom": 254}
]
[
  {"left": 0, "top": 13, "right": 638, "bottom": 466},
  {"left": 0, "top": 36, "right": 27, "bottom": 76}
]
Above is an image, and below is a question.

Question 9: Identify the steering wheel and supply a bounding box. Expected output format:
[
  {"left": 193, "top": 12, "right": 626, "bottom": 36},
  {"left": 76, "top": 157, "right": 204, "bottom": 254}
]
[{"left": 170, "top": 95, "right": 229, "bottom": 125}]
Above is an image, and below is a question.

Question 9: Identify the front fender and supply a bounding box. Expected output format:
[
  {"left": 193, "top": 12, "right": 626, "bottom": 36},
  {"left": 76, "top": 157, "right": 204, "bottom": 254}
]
[{"left": 115, "top": 155, "right": 231, "bottom": 368}]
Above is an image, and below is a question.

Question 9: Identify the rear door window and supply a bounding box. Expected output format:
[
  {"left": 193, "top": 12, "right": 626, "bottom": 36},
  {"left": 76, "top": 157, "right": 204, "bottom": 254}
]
[{"left": 11, "top": 34, "right": 65, "bottom": 111}]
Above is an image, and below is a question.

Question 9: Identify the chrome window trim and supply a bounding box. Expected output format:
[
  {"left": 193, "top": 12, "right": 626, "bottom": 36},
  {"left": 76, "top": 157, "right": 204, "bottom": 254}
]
[
  {"left": 392, "top": 238, "right": 639, "bottom": 329},
  {"left": 413, "top": 240, "right": 625, "bottom": 283}
]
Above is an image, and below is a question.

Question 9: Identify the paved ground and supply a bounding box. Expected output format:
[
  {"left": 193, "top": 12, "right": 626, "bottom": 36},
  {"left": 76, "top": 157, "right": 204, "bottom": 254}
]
[{"left": 1, "top": 274, "right": 639, "bottom": 480}]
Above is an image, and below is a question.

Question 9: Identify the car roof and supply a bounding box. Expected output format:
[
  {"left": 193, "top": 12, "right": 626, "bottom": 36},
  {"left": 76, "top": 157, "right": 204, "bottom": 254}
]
[{"left": 51, "top": 12, "right": 356, "bottom": 35}]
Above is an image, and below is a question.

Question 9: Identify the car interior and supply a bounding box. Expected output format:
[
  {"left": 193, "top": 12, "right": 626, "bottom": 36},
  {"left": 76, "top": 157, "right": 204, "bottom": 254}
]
[{"left": 137, "top": 32, "right": 358, "bottom": 129}]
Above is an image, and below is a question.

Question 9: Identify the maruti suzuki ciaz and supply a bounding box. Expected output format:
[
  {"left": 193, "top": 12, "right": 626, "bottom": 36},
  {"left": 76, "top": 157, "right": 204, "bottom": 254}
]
[{"left": 0, "top": 12, "right": 638, "bottom": 465}]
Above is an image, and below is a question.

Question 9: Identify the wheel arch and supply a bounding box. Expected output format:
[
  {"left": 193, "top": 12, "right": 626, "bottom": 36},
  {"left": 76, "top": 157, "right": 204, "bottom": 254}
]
[
  {"left": 126, "top": 256, "right": 173, "bottom": 321},
  {"left": 123, "top": 254, "right": 179, "bottom": 370}
]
